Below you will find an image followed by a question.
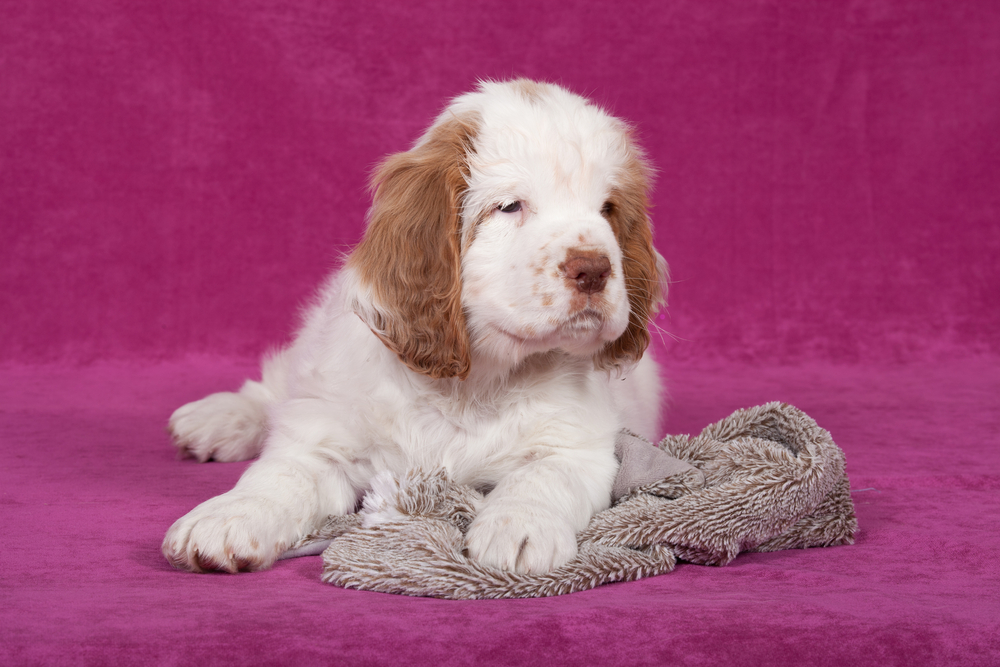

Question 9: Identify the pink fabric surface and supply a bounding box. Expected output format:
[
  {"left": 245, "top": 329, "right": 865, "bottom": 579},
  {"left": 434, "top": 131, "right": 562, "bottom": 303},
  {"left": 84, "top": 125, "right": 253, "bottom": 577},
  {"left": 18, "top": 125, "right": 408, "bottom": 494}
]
[
  {"left": 1, "top": 358, "right": 998, "bottom": 665},
  {"left": 2, "top": 0, "right": 999, "bottom": 665}
]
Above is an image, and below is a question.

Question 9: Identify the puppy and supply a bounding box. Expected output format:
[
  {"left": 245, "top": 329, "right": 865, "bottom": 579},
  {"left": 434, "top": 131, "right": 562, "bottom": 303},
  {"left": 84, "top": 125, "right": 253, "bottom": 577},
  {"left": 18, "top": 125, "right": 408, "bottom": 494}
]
[{"left": 163, "top": 79, "right": 666, "bottom": 574}]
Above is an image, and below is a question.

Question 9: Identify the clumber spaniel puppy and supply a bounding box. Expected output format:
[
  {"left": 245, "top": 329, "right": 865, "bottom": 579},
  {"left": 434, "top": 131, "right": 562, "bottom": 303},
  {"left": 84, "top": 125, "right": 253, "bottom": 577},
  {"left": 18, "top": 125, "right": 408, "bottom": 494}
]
[{"left": 163, "top": 79, "right": 667, "bottom": 574}]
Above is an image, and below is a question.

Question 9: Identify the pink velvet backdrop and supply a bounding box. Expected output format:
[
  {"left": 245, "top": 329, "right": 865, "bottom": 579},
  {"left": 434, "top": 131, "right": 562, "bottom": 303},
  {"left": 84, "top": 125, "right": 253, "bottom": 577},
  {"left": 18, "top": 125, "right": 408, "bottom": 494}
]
[
  {"left": 3, "top": 1, "right": 999, "bottom": 665},
  {"left": 4, "top": 0, "right": 997, "bottom": 364}
]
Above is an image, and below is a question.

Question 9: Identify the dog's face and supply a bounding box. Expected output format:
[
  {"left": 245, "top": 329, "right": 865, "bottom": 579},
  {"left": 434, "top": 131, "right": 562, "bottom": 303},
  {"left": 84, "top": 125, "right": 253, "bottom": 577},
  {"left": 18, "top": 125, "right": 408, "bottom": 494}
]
[{"left": 349, "top": 80, "right": 665, "bottom": 379}]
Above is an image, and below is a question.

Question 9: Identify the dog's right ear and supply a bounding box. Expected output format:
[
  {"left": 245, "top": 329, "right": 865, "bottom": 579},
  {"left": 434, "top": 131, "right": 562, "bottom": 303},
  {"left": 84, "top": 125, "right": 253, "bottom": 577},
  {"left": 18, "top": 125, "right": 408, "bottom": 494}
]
[
  {"left": 347, "top": 115, "right": 480, "bottom": 380},
  {"left": 595, "top": 141, "right": 667, "bottom": 374}
]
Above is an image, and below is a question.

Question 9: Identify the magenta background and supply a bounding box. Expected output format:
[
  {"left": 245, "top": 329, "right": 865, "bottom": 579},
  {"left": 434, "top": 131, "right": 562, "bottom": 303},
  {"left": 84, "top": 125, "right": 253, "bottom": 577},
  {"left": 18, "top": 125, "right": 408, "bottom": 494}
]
[
  {"left": 2, "top": 1, "right": 999, "bottom": 665},
  {"left": 4, "top": 0, "right": 998, "bottom": 363}
]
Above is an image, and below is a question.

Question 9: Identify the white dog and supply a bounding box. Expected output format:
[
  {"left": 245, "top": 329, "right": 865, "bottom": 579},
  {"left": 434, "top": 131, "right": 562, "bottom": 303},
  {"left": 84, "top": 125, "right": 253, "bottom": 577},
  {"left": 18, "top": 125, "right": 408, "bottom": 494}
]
[{"left": 163, "top": 79, "right": 667, "bottom": 575}]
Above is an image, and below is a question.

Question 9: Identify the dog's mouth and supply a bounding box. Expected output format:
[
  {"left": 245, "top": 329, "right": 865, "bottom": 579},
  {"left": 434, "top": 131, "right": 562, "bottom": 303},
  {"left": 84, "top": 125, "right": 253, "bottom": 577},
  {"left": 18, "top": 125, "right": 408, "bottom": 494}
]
[
  {"left": 561, "top": 309, "right": 604, "bottom": 333},
  {"left": 492, "top": 309, "right": 606, "bottom": 347}
]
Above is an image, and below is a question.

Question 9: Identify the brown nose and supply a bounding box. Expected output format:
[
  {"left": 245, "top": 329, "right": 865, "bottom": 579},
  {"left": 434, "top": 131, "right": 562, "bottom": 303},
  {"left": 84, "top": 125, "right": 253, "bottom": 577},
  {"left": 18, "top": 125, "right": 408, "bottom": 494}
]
[{"left": 562, "top": 254, "right": 612, "bottom": 294}]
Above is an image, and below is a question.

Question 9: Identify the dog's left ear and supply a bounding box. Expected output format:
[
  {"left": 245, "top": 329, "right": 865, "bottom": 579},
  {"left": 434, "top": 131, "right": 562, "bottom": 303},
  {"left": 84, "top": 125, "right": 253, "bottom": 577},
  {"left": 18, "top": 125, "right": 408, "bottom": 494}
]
[
  {"left": 348, "top": 115, "right": 479, "bottom": 380},
  {"left": 596, "top": 147, "right": 667, "bottom": 372}
]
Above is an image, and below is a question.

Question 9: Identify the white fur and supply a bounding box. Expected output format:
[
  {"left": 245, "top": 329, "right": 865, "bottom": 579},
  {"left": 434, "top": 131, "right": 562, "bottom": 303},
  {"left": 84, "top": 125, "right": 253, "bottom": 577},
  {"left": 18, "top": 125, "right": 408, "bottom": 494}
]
[{"left": 163, "top": 80, "right": 664, "bottom": 574}]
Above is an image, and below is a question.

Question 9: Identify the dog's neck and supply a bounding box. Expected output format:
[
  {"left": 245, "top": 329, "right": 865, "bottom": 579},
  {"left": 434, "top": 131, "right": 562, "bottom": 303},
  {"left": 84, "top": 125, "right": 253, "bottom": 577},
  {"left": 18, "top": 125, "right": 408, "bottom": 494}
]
[{"left": 429, "top": 349, "right": 594, "bottom": 404}]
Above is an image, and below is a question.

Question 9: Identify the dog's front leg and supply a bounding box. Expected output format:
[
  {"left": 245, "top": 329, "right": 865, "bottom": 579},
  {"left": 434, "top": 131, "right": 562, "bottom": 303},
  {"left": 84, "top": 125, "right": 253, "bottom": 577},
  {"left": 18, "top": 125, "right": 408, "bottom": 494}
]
[
  {"left": 162, "top": 399, "right": 357, "bottom": 573},
  {"left": 464, "top": 441, "right": 618, "bottom": 574}
]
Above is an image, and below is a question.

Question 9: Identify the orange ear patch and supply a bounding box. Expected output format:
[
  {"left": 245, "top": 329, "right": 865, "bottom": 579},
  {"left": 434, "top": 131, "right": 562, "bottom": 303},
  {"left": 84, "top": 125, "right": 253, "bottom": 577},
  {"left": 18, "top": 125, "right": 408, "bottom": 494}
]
[
  {"left": 348, "top": 115, "right": 481, "bottom": 380},
  {"left": 595, "top": 147, "right": 666, "bottom": 372}
]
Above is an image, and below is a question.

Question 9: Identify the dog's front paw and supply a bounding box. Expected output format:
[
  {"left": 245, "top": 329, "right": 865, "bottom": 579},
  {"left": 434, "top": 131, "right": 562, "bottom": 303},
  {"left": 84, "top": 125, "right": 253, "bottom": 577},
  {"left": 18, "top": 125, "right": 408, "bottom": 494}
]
[
  {"left": 168, "top": 391, "right": 266, "bottom": 462},
  {"left": 465, "top": 502, "right": 578, "bottom": 574},
  {"left": 162, "top": 493, "right": 295, "bottom": 573}
]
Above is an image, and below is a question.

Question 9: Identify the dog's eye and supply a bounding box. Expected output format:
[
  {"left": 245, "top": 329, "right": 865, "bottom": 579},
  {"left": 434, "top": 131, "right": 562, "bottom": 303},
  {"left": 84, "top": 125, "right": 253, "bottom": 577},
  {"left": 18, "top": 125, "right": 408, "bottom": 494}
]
[
  {"left": 498, "top": 201, "right": 522, "bottom": 214},
  {"left": 600, "top": 201, "right": 614, "bottom": 218}
]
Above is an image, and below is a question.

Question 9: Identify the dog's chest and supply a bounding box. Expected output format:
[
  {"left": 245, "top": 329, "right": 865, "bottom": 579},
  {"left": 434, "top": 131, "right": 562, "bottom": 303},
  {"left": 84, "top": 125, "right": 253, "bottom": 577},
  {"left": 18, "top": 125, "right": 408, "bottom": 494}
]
[
  {"left": 365, "top": 379, "right": 568, "bottom": 483},
  {"left": 398, "top": 389, "right": 527, "bottom": 455}
]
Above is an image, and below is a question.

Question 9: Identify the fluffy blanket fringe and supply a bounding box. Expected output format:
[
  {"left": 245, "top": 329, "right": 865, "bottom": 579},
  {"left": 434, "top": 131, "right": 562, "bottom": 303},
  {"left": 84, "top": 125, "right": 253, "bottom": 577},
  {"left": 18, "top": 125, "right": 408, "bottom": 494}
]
[{"left": 289, "top": 402, "right": 857, "bottom": 599}]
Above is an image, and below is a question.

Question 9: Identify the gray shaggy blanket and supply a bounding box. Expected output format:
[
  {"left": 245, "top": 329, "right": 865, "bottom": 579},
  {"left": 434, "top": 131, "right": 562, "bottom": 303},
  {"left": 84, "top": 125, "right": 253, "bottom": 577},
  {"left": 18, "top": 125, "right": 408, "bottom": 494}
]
[{"left": 285, "top": 402, "right": 857, "bottom": 599}]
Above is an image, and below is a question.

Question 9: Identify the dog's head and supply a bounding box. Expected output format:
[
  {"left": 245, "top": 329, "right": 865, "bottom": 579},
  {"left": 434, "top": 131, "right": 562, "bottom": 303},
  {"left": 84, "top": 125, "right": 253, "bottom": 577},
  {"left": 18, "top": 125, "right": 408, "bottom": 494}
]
[{"left": 348, "top": 79, "right": 666, "bottom": 380}]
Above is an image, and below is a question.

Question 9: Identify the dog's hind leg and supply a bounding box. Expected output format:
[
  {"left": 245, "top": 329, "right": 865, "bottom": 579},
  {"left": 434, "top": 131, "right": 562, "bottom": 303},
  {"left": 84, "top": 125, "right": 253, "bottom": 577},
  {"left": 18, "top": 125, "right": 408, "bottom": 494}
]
[{"left": 168, "top": 351, "right": 289, "bottom": 462}]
